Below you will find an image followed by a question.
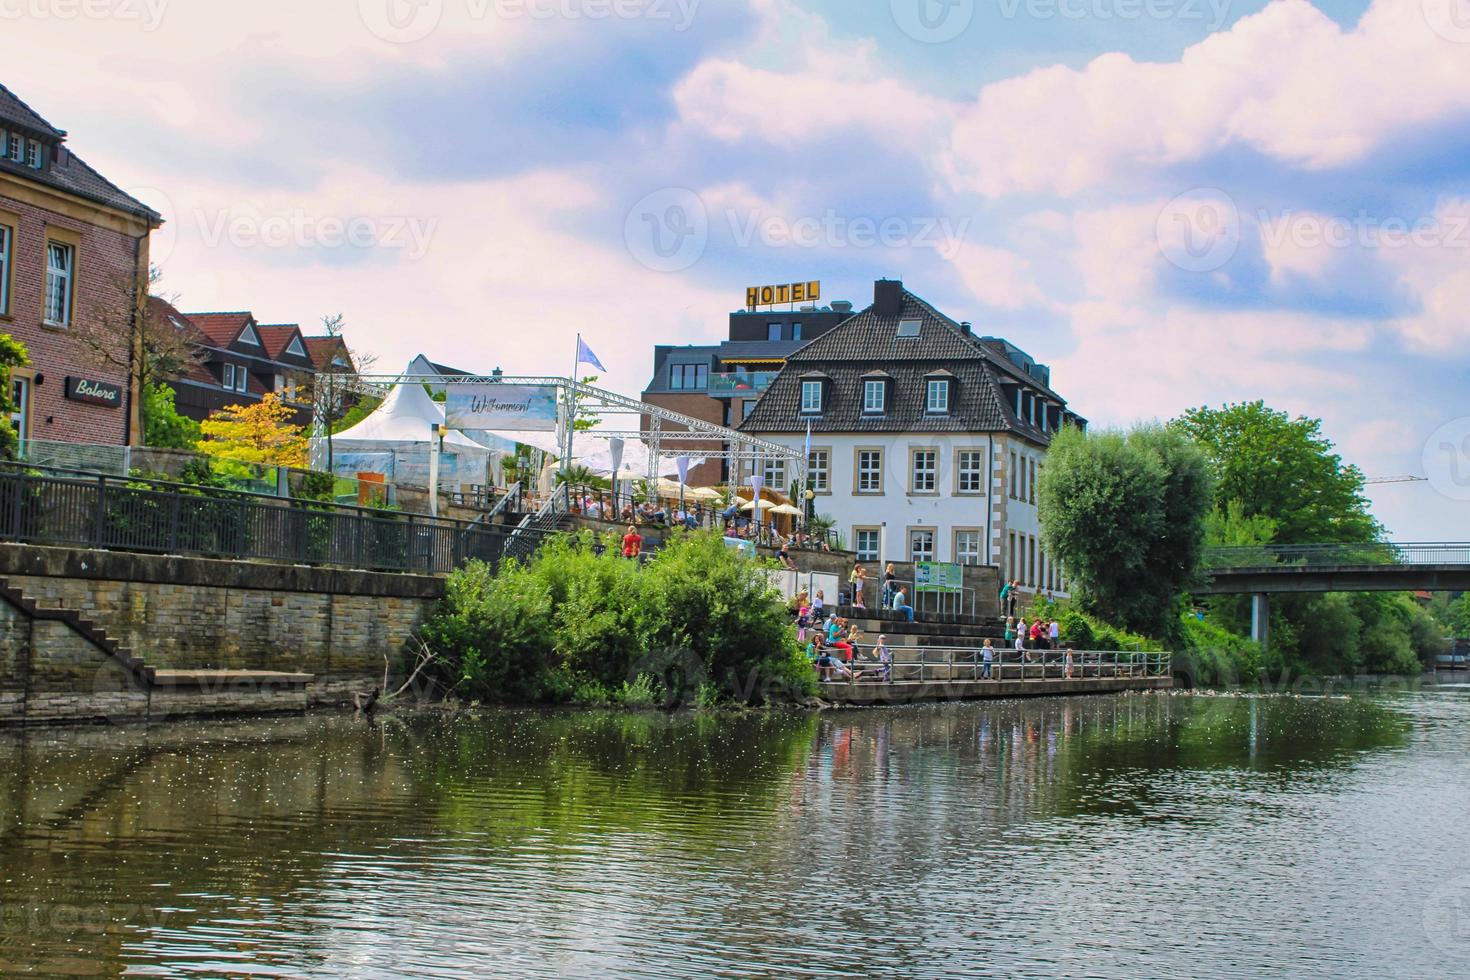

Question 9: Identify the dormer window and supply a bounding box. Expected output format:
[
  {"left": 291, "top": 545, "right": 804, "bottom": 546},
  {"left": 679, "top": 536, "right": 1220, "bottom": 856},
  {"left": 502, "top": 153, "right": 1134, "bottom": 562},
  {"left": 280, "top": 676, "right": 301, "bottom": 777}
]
[
  {"left": 800, "top": 379, "right": 824, "bottom": 414},
  {"left": 25, "top": 140, "right": 41, "bottom": 169},
  {"left": 926, "top": 378, "right": 951, "bottom": 414},
  {"left": 862, "top": 379, "right": 886, "bottom": 414},
  {"left": 6, "top": 134, "right": 21, "bottom": 164},
  {"left": 286, "top": 336, "right": 307, "bottom": 358},
  {"left": 238, "top": 323, "right": 261, "bottom": 347}
]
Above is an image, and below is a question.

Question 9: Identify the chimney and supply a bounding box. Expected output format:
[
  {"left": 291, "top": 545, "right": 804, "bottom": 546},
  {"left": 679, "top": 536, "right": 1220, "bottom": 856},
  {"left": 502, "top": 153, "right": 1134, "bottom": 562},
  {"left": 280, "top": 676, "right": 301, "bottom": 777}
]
[
  {"left": 874, "top": 279, "right": 904, "bottom": 316},
  {"left": 960, "top": 321, "right": 972, "bottom": 335}
]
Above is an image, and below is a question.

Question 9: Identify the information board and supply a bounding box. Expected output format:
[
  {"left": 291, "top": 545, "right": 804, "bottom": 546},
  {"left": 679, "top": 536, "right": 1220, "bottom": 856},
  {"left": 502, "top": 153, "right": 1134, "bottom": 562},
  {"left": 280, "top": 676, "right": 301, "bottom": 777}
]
[{"left": 914, "top": 562, "right": 963, "bottom": 593}]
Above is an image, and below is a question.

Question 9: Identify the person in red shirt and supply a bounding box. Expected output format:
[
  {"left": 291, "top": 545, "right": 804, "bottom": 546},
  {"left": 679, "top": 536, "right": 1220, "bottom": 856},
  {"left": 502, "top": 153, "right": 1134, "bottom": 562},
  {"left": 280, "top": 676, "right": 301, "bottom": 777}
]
[{"left": 621, "top": 525, "right": 642, "bottom": 559}]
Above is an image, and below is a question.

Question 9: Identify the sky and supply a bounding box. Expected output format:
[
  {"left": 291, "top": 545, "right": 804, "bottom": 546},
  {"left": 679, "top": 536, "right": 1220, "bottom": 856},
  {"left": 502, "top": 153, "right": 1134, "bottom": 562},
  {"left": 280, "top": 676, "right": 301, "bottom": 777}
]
[{"left": 5, "top": 0, "right": 1469, "bottom": 537}]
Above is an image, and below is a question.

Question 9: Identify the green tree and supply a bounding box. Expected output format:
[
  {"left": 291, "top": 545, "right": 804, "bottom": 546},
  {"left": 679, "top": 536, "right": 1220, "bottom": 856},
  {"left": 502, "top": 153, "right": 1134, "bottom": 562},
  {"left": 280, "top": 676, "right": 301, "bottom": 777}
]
[
  {"left": 1175, "top": 401, "right": 1378, "bottom": 543},
  {"left": 0, "top": 334, "right": 28, "bottom": 460},
  {"left": 1037, "top": 423, "right": 1213, "bottom": 638},
  {"left": 141, "top": 382, "right": 201, "bottom": 450}
]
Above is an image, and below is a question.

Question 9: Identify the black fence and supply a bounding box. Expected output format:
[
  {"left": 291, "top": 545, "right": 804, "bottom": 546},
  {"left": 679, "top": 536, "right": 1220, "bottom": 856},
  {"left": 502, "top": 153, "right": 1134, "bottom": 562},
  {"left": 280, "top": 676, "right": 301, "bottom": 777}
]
[{"left": 0, "top": 466, "right": 544, "bottom": 575}]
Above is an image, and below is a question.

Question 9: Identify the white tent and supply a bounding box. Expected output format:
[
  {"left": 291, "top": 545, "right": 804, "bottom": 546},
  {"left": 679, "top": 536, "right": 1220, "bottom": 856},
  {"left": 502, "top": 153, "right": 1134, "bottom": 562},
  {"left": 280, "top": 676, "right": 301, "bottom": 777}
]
[{"left": 318, "top": 379, "right": 497, "bottom": 490}]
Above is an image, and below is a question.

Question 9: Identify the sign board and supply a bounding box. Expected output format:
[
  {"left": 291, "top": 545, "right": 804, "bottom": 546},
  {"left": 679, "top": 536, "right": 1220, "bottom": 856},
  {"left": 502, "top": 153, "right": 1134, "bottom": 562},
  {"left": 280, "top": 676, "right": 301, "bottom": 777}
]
[
  {"left": 745, "top": 281, "right": 820, "bottom": 310},
  {"left": 915, "top": 561, "right": 963, "bottom": 594},
  {"left": 445, "top": 384, "right": 559, "bottom": 432},
  {"left": 64, "top": 376, "right": 123, "bottom": 408}
]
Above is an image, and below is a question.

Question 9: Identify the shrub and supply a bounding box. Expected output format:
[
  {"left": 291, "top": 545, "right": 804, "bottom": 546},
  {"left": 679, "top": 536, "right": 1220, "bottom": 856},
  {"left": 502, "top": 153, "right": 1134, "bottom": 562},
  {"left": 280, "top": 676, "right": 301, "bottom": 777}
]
[{"left": 421, "top": 530, "right": 815, "bottom": 706}]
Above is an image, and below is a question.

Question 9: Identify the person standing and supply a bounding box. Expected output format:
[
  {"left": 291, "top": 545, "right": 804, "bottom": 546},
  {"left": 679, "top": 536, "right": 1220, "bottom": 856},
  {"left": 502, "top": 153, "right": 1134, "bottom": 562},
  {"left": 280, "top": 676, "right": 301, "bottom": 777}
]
[
  {"left": 850, "top": 563, "right": 868, "bottom": 609},
  {"left": 999, "top": 579, "right": 1012, "bottom": 617},
  {"left": 1004, "top": 616, "right": 1016, "bottom": 646},
  {"left": 1064, "top": 646, "right": 1075, "bottom": 679},
  {"left": 1049, "top": 618, "right": 1061, "bottom": 649},
  {"left": 882, "top": 563, "right": 898, "bottom": 607},
  {"left": 1030, "top": 619, "right": 1044, "bottom": 650},
  {"left": 1016, "top": 618, "right": 1028, "bottom": 652},
  {"left": 981, "top": 638, "right": 994, "bottom": 680}
]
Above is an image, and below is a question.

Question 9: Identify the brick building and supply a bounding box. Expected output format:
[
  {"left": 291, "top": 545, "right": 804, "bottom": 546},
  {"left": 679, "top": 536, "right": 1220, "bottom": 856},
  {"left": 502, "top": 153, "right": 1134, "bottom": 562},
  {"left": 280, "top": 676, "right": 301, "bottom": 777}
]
[
  {"left": 0, "top": 83, "right": 161, "bottom": 447},
  {"left": 640, "top": 298, "right": 854, "bottom": 486}
]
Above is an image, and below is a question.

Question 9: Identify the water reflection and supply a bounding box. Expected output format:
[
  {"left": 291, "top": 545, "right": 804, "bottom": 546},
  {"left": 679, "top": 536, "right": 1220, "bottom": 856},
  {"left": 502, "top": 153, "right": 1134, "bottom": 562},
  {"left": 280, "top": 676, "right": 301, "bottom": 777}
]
[{"left": 0, "top": 692, "right": 1459, "bottom": 978}]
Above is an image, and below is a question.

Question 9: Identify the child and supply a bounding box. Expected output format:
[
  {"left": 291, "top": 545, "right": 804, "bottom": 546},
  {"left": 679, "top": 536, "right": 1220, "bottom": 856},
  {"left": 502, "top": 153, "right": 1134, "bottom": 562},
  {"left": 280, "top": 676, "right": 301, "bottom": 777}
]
[{"left": 981, "top": 638, "right": 994, "bottom": 680}]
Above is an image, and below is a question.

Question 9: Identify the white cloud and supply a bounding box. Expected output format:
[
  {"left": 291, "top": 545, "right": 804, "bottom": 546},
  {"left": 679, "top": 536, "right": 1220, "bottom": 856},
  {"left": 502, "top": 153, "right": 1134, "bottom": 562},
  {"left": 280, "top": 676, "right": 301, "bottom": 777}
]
[
  {"left": 948, "top": 242, "right": 1048, "bottom": 311},
  {"left": 672, "top": 0, "right": 951, "bottom": 145},
  {"left": 943, "top": 0, "right": 1470, "bottom": 198},
  {"left": 1381, "top": 197, "right": 1470, "bottom": 351}
]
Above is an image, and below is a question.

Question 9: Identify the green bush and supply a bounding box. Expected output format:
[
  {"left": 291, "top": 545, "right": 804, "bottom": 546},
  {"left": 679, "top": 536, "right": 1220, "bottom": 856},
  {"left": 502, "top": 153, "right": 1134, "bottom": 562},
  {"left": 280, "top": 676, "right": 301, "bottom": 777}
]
[
  {"left": 421, "top": 530, "right": 815, "bottom": 706},
  {"left": 1176, "top": 614, "right": 1272, "bottom": 687}
]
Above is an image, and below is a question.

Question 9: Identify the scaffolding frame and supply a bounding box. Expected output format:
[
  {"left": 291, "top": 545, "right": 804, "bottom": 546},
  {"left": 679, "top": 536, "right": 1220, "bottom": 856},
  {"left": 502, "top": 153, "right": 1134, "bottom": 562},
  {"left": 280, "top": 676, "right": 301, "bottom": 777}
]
[{"left": 313, "top": 373, "right": 803, "bottom": 487}]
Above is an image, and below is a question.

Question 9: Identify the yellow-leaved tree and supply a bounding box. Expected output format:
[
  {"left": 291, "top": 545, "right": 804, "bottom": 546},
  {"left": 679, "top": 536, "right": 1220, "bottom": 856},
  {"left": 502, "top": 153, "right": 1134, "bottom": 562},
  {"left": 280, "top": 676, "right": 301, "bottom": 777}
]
[{"left": 198, "top": 393, "right": 308, "bottom": 468}]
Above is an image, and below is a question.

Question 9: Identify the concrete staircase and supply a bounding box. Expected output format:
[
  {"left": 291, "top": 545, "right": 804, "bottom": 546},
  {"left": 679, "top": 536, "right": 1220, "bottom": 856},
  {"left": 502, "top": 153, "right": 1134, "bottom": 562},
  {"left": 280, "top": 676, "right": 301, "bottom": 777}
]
[{"left": 0, "top": 578, "right": 312, "bottom": 725}]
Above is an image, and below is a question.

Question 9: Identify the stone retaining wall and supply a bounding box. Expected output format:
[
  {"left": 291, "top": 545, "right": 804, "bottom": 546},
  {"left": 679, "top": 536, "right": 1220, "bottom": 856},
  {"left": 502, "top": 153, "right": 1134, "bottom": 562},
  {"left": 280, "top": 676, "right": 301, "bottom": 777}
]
[{"left": 0, "top": 544, "right": 443, "bottom": 722}]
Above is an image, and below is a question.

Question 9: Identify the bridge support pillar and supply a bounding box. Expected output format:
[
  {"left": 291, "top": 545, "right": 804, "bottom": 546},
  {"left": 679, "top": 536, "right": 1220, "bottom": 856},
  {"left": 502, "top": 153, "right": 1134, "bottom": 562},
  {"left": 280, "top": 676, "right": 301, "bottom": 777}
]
[{"left": 1250, "top": 593, "right": 1270, "bottom": 650}]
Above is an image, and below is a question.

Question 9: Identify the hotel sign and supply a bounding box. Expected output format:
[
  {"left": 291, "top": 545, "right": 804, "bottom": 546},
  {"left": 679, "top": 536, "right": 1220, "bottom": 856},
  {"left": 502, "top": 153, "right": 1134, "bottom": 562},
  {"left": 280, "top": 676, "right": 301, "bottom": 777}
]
[
  {"left": 745, "top": 281, "right": 820, "bottom": 310},
  {"left": 64, "top": 376, "right": 123, "bottom": 408}
]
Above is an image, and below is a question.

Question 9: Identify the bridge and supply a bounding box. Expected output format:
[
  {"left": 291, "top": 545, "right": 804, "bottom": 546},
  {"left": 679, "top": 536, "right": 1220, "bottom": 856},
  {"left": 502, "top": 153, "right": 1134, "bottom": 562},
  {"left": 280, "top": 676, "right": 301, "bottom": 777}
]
[{"left": 1198, "top": 542, "right": 1470, "bottom": 648}]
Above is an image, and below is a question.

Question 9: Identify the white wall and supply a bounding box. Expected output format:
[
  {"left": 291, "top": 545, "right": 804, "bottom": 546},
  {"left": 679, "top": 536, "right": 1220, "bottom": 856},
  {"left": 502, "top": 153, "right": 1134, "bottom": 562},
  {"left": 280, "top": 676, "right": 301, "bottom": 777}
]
[{"left": 756, "top": 430, "right": 1069, "bottom": 597}]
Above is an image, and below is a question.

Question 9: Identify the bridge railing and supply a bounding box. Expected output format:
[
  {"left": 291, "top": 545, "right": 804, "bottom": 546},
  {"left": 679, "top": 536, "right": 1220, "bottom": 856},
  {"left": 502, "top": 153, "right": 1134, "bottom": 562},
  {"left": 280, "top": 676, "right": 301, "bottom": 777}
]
[{"left": 1203, "top": 541, "right": 1470, "bottom": 569}]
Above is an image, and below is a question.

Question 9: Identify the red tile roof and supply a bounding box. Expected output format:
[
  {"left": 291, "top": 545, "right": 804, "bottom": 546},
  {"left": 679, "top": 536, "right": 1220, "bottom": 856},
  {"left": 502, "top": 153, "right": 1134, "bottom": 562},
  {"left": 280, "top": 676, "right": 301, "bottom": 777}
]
[
  {"left": 255, "top": 324, "right": 303, "bottom": 361},
  {"left": 303, "top": 335, "right": 353, "bottom": 372},
  {"left": 183, "top": 311, "right": 255, "bottom": 348}
]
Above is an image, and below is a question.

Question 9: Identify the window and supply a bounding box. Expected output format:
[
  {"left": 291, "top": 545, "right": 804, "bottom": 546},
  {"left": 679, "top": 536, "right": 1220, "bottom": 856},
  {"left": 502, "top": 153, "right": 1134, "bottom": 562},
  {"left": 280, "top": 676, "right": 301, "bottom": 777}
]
[
  {"left": 6, "top": 134, "right": 21, "bottom": 163},
  {"left": 223, "top": 363, "right": 249, "bottom": 393},
  {"left": 791, "top": 322, "right": 802, "bottom": 341},
  {"left": 957, "top": 450, "right": 985, "bottom": 494},
  {"left": 25, "top": 140, "right": 40, "bottom": 169},
  {"left": 800, "top": 380, "right": 823, "bottom": 414},
  {"left": 669, "top": 363, "right": 708, "bottom": 390},
  {"left": 909, "top": 529, "right": 935, "bottom": 563},
  {"left": 10, "top": 376, "right": 28, "bottom": 445},
  {"left": 926, "top": 378, "right": 950, "bottom": 414},
  {"left": 1029, "top": 458, "right": 1037, "bottom": 505},
  {"left": 910, "top": 449, "right": 937, "bottom": 494},
  {"left": 1009, "top": 532, "right": 1018, "bottom": 579},
  {"left": 1028, "top": 535, "right": 1037, "bottom": 587},
  {"left": 741, "top": 399, "right": 757, "bottom": 422},
  {"left": 285, "top": 336, "right": 307, "bottom": 358},
  {"left": 955, "top": 529, "right": 982, "bottom": 566},
  {"left": 855, "top": 528, "right": 880, "bottom": 563},
  {"left": 761, "top": 458, "right": 787, "bottom": 490},
  {"left": 0, "top": 223, "right": 10, "bottom": 316},
  {"left": 767, "top": 322, "right": 782, "bottom": 341},
  {"left": 1009, "top": 450, "right": 1019, "bottom": 499},
  {"left": 807, "top": 449, "right": 829, "bottom": 493},
  {"left": 856, "top": 449, "right": 883, "bottom": 493},
  {"left": 897, "top": 318, "right": 921, "bottom": 338},
  {"left": 238, "top": 324, "right": 261, "bottom": 346},
  {"left": 862, "top": 379, "right": 886, "bottom": 414},
  {"left": 44, "top": 242, "right": 74, "bottom": 326}
]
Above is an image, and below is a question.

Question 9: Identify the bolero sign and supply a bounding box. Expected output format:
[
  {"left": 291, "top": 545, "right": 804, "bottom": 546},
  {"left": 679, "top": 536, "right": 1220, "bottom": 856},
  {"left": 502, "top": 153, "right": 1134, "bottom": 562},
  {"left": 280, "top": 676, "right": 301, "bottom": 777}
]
[{"left": 64, "top": 376, "right": 123, "bottom": 408}]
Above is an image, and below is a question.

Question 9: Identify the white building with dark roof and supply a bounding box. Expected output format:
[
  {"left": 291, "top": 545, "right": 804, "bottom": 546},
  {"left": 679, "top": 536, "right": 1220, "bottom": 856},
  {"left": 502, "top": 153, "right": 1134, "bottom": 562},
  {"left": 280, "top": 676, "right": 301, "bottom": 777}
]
[{"left": 740, "top": 279, "right": 1085, "bottom": 595}]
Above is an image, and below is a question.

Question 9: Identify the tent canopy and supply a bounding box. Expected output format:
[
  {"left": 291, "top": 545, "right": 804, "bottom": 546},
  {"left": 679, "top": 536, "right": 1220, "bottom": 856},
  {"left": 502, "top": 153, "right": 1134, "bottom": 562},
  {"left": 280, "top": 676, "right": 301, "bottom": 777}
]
[{"left": 333, "top": 378, "right": 491, "bottom": 453}]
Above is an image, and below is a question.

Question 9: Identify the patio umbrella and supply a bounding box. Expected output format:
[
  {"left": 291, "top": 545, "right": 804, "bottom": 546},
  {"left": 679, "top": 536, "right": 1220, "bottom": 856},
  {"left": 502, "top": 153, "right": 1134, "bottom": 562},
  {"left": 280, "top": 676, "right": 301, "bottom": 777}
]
[
  {"left": 739, "top": 498, "right": 777, "bottom": 511},
  {"left": 769, "top": 503, "right": 804, "bottom": 516},
  {"left": 684, "top": 486, "right": 723, "bottom": 501}
]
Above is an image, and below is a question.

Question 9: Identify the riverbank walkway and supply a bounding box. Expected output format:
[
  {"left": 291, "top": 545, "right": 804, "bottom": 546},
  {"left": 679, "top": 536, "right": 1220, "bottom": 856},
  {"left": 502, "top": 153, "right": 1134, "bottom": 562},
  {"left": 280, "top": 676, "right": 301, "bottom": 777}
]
[{"left": 813, "top": 607, "right": 1172, "bottom": 705}]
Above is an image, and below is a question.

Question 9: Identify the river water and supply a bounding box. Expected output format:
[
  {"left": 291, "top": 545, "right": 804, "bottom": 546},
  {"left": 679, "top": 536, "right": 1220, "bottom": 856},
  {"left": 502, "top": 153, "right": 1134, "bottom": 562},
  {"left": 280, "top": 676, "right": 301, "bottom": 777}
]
[{"left": 2, "top": 684, "right": 1469, "bottom": 978}]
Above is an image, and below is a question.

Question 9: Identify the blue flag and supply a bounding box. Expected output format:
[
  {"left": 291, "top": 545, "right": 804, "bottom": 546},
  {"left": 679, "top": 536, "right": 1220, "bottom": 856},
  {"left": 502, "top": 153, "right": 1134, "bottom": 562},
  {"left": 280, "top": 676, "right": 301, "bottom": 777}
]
[{"left": 576, "top": 336, "right": 606, "bottom": 372}]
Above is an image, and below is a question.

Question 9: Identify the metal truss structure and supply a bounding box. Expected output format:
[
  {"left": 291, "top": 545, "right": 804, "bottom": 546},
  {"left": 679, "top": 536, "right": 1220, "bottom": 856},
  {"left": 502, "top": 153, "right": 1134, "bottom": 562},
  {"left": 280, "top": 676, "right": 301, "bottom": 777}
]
[{"left": 313, "top": 372, "right": 802, "bottom": 484}]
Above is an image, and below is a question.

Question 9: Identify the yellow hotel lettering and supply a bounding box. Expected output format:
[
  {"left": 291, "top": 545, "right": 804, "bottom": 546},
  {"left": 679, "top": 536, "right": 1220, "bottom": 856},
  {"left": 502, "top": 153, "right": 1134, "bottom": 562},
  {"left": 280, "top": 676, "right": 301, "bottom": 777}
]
[{"left": 745, "top": 281, "right": 821, "bottom": 310}]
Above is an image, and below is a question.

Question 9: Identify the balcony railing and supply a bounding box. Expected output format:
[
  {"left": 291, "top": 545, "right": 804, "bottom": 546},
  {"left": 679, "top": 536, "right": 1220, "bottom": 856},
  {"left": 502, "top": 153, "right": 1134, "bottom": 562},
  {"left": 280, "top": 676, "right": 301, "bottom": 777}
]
[{"left": 708, "top": 372, "right": 777, "bottom": 396}]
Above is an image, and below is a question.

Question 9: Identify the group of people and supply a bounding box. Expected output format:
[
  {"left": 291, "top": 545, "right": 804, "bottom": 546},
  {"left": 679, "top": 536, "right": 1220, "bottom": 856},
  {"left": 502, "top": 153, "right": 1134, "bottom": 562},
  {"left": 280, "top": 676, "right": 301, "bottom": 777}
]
[
  {"left": 1004, "top": 615, "right": 1062, "bottom": 652},
  {"left": 793, "top": 590, "right": 892, "bottom": 682}
]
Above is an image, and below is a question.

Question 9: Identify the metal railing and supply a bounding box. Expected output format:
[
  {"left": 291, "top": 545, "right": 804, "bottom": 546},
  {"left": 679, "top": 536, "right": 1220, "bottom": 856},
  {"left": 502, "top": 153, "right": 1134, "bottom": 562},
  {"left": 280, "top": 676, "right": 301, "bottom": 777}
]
[
  {"left": 560, "top": 483, "right": 842, "bottom": 551},
  {"left": 0, "top": 465, "right": 544, "bottom": 575},
  {"left": 505, "top": 482, "right": 569, "bottom": 563},
  {"left": 815, "top": 646, "right": 1170, "bottom": 684},
  {"left": 1204, "top": 541, "right": 1470, "bottom": 569},
  {"left": 874, "top": 578, "right": 978, "bottom": 618}
]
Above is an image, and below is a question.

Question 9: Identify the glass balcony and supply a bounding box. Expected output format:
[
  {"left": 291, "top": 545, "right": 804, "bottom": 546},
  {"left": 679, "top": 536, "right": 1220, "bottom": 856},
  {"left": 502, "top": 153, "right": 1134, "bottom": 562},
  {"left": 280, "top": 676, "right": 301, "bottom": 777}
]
[{"left": 709, "top": 371, "right": 777, "bottom": 396}]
